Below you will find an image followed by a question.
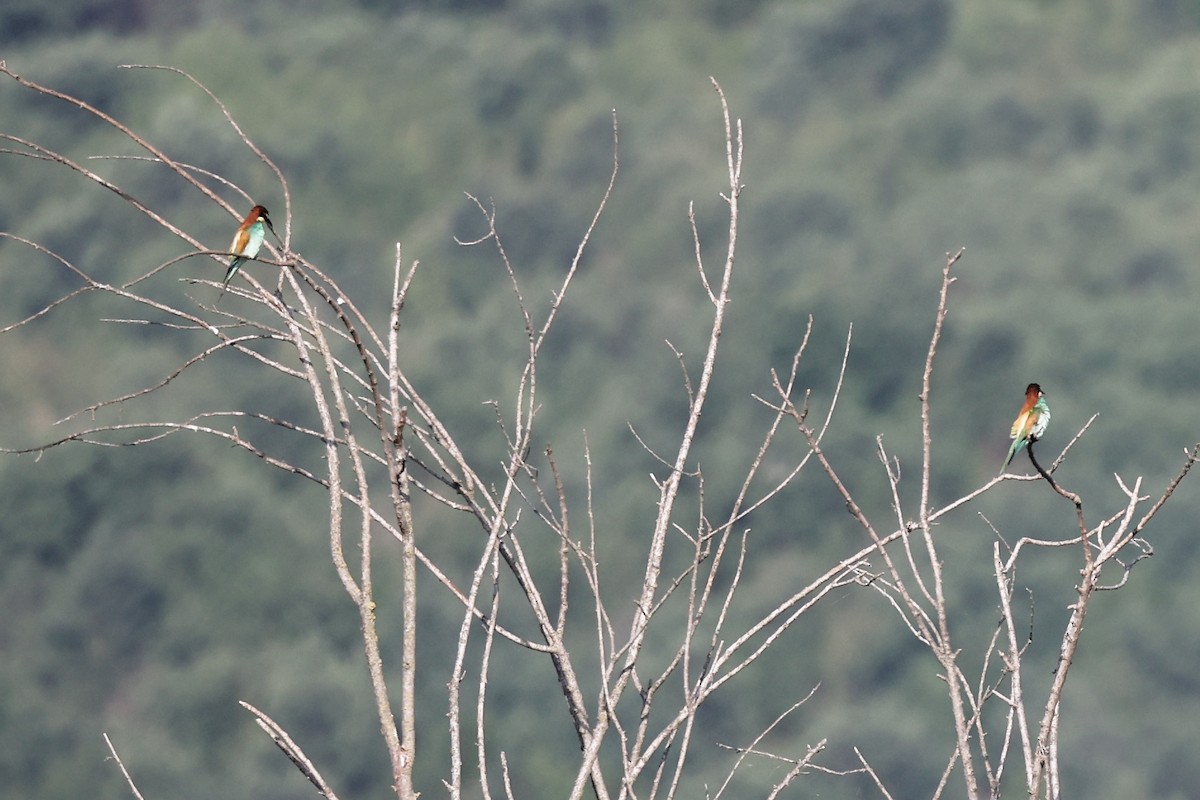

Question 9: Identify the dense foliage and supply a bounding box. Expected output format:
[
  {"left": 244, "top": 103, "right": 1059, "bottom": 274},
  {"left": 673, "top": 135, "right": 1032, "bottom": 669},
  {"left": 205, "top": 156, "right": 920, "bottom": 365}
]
[{"left": 3, "top": 0, "right": 1200, "bottom": 797}]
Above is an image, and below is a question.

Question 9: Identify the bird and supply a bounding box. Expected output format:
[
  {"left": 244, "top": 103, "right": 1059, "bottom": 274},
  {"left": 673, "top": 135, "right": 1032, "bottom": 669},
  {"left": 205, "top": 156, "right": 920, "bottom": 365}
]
[
  {"left": 1000, "top": 382, "right": 1050, "bottom": 473},
  {"left": 221, "top": 204, "right": 275, "bottom": 295}
]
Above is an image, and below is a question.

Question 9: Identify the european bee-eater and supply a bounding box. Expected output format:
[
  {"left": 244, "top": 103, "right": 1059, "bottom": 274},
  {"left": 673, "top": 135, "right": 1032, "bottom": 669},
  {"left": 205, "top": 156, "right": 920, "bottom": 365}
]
[
  {"left": 1000, "top": 382, "right": 1050, "bottom": 473},
  {"left": 221, "top": 205, "right": 275, "bottom": 294}
]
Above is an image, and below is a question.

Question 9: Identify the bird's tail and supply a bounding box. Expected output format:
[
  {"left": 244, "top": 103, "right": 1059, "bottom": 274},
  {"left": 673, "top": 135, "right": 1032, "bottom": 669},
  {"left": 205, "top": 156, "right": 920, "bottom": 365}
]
[
  {"left": 220, "top": 258, "right": 244, "bottom": 299},
  {"left": 999, "top": 438, "right": 1023, "bottom": 474}
]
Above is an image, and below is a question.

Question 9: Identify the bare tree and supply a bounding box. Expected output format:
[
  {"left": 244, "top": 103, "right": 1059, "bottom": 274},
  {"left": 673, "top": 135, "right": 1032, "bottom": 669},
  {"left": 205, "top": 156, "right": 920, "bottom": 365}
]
[{"left": 2, "top": 61, "right": 1196, "bottom": 800}]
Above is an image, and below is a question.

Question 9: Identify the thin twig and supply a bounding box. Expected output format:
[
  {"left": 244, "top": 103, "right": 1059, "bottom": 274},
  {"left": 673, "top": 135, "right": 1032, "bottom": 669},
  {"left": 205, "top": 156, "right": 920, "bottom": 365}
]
[
  {"left": 102, "top": 733, "right": 148, "bottom": 800},
  {"left": 240, "top": 701, "right": 342, "bottom": 799}
]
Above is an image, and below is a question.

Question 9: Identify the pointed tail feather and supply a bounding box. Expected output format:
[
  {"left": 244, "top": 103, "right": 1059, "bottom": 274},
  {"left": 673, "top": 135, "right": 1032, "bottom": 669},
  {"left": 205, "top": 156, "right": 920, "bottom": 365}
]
[
  {"left": 1000, "top": 437, "right": 1024, "bottom": 474},
  {"left": 220, "top": 257, "right": 245, "bottom": 298}
]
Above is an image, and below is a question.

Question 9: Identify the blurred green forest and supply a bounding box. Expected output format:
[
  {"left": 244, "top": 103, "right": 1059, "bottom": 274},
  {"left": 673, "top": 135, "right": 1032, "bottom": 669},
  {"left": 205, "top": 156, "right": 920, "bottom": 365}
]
[{"left": 3, "top": 0, "right": 1200, "bottom": 797}]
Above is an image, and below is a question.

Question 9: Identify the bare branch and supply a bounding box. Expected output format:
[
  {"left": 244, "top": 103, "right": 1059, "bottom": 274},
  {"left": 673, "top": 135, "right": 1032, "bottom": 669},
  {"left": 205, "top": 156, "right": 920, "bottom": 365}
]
[
  {"left": 103, "top": 734, "right": 148, "bottom": 800},
  {"left": 240, "top": 701, "right": 342, "bottom": 800}
]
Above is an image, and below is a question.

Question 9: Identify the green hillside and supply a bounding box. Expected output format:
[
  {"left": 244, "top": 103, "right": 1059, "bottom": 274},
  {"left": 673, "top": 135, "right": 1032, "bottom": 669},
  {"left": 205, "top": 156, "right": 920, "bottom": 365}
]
[{"left": 3, "top": 0, "right": 1200, "bottom": 797}]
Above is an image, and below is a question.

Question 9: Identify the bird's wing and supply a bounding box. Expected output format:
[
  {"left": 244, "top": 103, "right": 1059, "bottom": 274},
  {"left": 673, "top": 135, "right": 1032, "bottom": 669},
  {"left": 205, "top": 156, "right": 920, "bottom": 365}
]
[
  {"left": 1010, "top": 409, "right": 1030, "bottom": 439},
  {"left": 230, "top": 226, "right": 251, "bottom": 258}
]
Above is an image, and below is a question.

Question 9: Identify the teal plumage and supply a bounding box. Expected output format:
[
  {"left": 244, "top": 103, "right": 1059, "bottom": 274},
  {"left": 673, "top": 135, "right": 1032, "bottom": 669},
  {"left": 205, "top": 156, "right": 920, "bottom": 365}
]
[
  {"left": 1000, "top": 383, "right": 1050, "bottom": 473},
  {"left": 221, "top": 205, "right": 275, "bottom": 294}
]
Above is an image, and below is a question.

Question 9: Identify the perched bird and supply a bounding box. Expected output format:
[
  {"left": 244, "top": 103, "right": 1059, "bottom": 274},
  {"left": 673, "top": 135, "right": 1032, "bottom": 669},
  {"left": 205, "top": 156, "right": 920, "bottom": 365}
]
[
  {"left": 221, "top": 205, "right": 275, "bottom": 295},
  {"left": 1000, "top": 382, "right": 1050, "bottom": 473}
]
